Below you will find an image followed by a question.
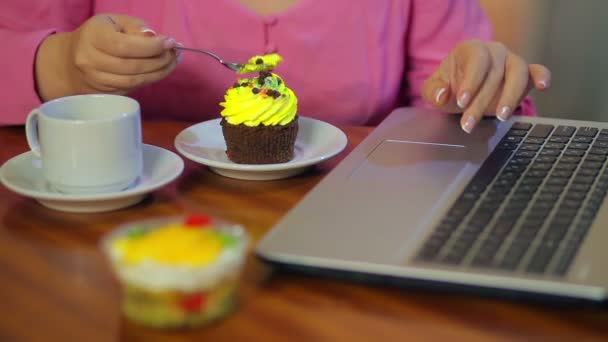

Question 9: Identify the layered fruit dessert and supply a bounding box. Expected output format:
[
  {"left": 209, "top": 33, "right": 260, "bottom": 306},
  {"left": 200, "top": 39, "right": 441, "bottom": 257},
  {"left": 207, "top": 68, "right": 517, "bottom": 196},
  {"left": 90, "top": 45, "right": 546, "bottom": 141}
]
[
  {"left": 101, "top": 215, "right": 248, "bottom": 328},
  {"left": 220, "top": 53, "right": 298, "bottom": 164}
]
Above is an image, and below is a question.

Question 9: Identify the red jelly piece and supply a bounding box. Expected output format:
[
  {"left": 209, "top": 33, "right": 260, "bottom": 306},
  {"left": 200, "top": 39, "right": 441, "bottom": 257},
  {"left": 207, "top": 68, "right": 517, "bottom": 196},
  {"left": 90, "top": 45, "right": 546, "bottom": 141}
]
[
  {"left": 179, "top": 292, "right": 208, "bottom": 312},
  {"left": 184, "top": 214, "right": 211, "bottom": 228}
]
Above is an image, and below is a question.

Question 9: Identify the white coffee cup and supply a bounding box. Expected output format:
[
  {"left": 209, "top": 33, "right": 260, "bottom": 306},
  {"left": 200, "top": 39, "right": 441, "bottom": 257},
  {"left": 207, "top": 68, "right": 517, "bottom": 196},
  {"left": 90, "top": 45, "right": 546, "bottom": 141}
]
[{"left": 25, "top": 94, "right": 143, "bottom": 194}]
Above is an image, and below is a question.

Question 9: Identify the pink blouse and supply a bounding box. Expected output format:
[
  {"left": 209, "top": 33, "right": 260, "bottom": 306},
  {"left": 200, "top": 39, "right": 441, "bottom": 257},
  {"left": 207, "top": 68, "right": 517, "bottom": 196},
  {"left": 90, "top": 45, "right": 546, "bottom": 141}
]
[{"left": 0, "top": 0, "right": 533, "bottom": 126}]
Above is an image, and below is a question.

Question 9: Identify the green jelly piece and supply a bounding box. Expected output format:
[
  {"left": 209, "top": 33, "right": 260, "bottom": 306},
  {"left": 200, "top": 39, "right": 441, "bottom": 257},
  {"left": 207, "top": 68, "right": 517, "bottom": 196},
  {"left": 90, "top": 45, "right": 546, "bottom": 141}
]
[
  {"left": 218, "top": 233, "right": 239, "bottom": 248},
  {"left": 126, "top": 226, "right": 147, "bottom": 239}
]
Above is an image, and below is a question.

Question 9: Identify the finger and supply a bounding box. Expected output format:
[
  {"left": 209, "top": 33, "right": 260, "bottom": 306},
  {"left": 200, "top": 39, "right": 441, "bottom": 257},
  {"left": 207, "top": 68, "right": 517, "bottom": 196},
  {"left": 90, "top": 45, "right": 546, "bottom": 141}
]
[
  {"left": 87, "top": 59, "right": 178, "bottom": 91},
  {"left": 495, "top": 53, "right": 529, "bottom": 121},
  {"left": 110, "top": 14, "right": 158, "bottom": 37},
  {"left": 453, "top": 40, "right": 491, "bottom": 109},
  {"left": 423, "top": 71, "right": 452, "bottom": 110},
  {"left": 529, "top": 64, "right": 551, "bottom": 90},
  {"left": 461, "top": 43, "right": 507, "bottom": 133},
  {"left": 93, "top": 16, "right": 176, "bottom": 58},
  {"left": 86, "top": 49, "right": 176, "bottom": 75}
]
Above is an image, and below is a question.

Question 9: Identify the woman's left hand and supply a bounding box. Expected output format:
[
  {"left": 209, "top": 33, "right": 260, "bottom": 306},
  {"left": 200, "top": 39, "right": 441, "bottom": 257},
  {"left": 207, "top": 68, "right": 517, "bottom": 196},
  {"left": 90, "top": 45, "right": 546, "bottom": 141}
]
[{"left": 422, "top": 40, "right": 551, "bottom": 133}]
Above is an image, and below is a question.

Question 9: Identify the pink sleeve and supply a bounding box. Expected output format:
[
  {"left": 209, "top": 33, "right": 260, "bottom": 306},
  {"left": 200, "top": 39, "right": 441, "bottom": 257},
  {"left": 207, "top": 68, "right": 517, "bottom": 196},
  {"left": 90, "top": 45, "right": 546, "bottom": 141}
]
[
  {"left": 0, "top": 1, "right": 93, "bottom": 126},
  {"left": 404, "top": 0, "right": 537, "bottom": 116}
]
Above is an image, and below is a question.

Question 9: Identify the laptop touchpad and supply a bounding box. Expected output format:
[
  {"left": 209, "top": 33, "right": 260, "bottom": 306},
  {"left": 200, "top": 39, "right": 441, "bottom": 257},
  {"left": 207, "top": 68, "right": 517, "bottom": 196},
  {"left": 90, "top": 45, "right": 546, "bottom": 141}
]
[{"left": 348, "top": 139, "right": 471, "bottom": 233}]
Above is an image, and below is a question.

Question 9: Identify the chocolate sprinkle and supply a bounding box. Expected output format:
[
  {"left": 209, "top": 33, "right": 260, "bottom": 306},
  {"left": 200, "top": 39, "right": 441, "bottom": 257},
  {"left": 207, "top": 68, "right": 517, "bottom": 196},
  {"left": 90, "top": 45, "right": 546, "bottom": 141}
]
[
  {"left": 255, "top": 58, "right": 263, "bottom": 64},
  {"left": 233, "top": 82, "right": 240, "bottom": 88},
  {"left": 241, "top": 82, "right": 250, "bottom": 87},
  {"left": 259, "top": 71, "right": 271, "bottom": 79},
  {"left": 252, "top": 88, "right": 260, "bottom": 94}
]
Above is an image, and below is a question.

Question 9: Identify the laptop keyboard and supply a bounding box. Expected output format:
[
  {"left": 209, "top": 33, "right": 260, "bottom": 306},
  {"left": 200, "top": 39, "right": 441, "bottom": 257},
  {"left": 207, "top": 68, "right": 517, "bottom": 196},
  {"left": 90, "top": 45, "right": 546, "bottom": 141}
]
[{"left": 416, "top": 122, "right": 608, "bottom": 276}]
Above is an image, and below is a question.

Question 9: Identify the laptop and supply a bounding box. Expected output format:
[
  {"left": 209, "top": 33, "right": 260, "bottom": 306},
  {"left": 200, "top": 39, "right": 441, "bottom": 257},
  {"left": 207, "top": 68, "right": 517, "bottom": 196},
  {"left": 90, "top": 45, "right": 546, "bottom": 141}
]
[{"left": 256, "top": 107, "right": 608, "bottom": 303}]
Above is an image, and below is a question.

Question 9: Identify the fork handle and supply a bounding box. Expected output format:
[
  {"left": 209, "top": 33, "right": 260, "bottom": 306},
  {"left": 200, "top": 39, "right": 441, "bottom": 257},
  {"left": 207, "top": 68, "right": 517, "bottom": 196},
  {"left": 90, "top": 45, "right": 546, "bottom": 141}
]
[{"left": 174, "top": 47, "right": 222, "bottom": 62}]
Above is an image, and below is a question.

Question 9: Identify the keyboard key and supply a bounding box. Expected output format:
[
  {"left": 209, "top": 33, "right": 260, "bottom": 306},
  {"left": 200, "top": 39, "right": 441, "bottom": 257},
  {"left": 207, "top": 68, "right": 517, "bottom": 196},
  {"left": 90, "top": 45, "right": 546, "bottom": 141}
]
[
  {"left": 543, "top": 185, "right": 566, "bottom": 194},
  {"left": 563, "top": 149, "right": 585, "bottom": 157},
  {"left": 508, "top": 130, "right": 528, "bottom": 137},
  {"left": 520, "top": 144, "right": 542, "bottom": 152},
  {"left": 560, "top": 156, "right": 582, "bottom": 163},
  {"left": 545, "top": 142, "right": 566, "bottom": 150},
  {"left": 546, "top": 177, "right": 568, "bottom": 186},
  {"left": 497, "top": 141, "right": 519, "bottom": 150},
  {"left": 528, "top": 124, "right": 554, "bottom": 138},
  {"left": 504, "top": 164, "right": 528, "bottom": 172},
  {"left": 552, "top": 125, "right": 576, "bottom": 137},
  {"left": 526, "top": 170, "right": 548, "bottom": 178},
  {"left": 525, "top": 137, "right": 545, "bottom": 145},
  {"left": 565, "top": 191, "right": 587, "bottom": 201},
  {"left": 515, "top": 151, "right": 536, "bottom": 158},
  {"left": 570, "top": 183, "right": 592, "bottom": 192},
  {"left": 527, "top": 245, "right": 558, "bottom": 274},
  {"left": 596, "top": 135, "right": 608, "bottom": 142},
  {"left": 553, "top": 247, "right": 579, "bottom": 276},
  {"left": 554, "top": 162, "right": 577, "bottom": 171},
  {"left": 581, "top": 161, "right": 603, "bottom": 170},
  {"left": 585, "top": 154, "right": 607, "bottom": 162},
  {"left": 538, "top": 192, "right": 559, "bottom": 201},
  {"left": 589, "top": 147, "right": 608, "bottom": 155},
  {"left": 471, "top": 149, "right": 514, "bottom": 187},
  {"left": 593, "top": 140, "right": 608, "bottom": 148},
  {"left": 573, "top": 175, "right": 596, "bottom": 184},
  {"left": 540, "top": 149, "right": 561, "bottom": 156},
  {"left": 530, "top": 163, "right": 553, "bottom": 171},
  {"left": 504, "top": 136, "right": 524, "bottom": 143},
  {"left": 549, "top": 136, "right": 570, "bottom": 143},
  {"left": 575, "top": 127, "right": 598, "bottom": 137},
  {"left": 511, "top": 122, "right": 533, "bottom": 131},
  {"left": 520, "top": 177, "right": 543, "bottom": 186},
  {"left": 572, "top": 136, "right": 593, "bottom": 143},
  {"left": 536, "top": 156, "right": 557, "bottom": 164},
  {"left": 577, "top": 168, "right": 599, "bottom": 177},
  {"left": 511, "top": 157, "right": 532, "bottom": 165},
  {"left": 552, "top": 170, "right": 574, "bottom": 178},
  {"left": 568, "top": 143, "right": 590, "bottom": 150}
]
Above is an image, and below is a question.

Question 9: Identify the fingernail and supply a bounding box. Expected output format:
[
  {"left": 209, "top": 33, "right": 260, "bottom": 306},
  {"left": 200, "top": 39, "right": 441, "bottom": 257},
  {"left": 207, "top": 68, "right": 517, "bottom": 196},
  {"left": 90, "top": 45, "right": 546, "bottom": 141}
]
[
  {"left": 141, "top": 28, "right": 157, "bottom": 37},
  {"left": 434, "top": 87, "right": 446, "bottom": 104},
  {"left": 538, "top": 80, "right": 550, "bottom": 89},
  {"left": 457, "top": 92, "right": 471, "bottom": 109},
  {"left": 497, "top": 106, "right": 512, "bottom": 121},
  {"left": 163, "top": 38, "right": 176, "bottom": 49},
  {"left": 461, "top": 116, "right": 476, "bottom": 134},
  {"left": 174, "top": 42, "right": 184, "bottom": 63}
]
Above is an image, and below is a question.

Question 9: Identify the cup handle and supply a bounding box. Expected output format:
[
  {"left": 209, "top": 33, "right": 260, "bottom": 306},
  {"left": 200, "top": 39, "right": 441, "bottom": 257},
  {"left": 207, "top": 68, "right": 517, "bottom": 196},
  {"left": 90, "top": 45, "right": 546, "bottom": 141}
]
[{"left": 25, "top": 109, "right": 42, "bottom": 158}]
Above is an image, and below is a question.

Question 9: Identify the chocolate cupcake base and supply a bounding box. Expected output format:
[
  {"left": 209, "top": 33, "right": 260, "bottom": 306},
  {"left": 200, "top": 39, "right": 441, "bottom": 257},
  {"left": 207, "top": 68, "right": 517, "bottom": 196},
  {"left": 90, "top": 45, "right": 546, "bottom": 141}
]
[{"left": 221, "top": 117, "right": 299, "bottom": 164}]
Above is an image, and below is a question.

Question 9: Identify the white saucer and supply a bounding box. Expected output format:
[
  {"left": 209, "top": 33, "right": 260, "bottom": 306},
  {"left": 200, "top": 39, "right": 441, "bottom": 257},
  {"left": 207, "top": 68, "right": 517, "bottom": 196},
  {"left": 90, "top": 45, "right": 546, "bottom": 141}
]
[
  {"left": 174, "top": 117, "right": 348, "bottom": 180},
  {"left": 0, "top": 144, "right": 184, "bottom": 213}
]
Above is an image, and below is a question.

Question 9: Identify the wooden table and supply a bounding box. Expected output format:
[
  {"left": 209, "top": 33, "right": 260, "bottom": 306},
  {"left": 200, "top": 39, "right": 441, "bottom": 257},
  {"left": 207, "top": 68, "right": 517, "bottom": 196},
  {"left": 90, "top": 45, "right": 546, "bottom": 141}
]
[{"left": 1, "top": 121, "right": 606, "bottom": 342}]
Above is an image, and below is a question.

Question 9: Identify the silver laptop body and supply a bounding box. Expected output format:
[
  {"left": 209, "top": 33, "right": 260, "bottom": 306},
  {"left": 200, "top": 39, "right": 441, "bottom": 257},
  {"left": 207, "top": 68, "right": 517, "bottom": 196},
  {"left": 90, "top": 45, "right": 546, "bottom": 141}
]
[{"left": 256, "top": 107, "right": 608, "bottom": 302}]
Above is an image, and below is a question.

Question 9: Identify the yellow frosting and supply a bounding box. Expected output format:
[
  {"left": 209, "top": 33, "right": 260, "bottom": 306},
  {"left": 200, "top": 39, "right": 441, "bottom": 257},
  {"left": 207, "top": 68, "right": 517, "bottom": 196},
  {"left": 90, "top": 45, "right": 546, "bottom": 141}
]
[
  {"left": 220, "top": 72, "right": 298, "bottom": 126},
  {"left": 112, "top": 224, "right": 225, "bottom": 266},
  {"left": 237, "top": 54, "right": 283, "bottom": 74}
]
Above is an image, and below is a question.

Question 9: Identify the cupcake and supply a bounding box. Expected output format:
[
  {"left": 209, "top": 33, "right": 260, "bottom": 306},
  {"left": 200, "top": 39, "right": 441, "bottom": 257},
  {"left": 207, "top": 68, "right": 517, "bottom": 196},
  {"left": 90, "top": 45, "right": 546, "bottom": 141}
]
[
  {"left": 101, "top": 215, "right": 248, "bottom": 328},
  {"left": 220, "top": 54, "right": 298, "bottom": 164}
]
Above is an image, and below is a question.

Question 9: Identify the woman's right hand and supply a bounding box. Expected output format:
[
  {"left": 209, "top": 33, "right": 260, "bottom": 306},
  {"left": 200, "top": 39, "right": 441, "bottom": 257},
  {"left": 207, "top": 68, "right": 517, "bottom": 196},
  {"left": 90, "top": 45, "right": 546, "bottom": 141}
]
[{"left": 36, "top": 14, "right": 179, "bottom": 100}]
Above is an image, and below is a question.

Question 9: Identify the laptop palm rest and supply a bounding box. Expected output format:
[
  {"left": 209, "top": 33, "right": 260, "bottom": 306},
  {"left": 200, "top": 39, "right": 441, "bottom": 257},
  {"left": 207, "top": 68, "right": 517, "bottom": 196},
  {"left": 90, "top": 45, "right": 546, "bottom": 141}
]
[{"left": 259, "top": 139, "right": 475, "bottom": 266}]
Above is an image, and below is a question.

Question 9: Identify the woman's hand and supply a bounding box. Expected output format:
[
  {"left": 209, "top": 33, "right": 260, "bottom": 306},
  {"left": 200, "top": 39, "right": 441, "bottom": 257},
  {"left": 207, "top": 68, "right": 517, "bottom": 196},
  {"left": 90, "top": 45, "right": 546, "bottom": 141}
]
[
  {"left": 422, "top": 40, "right": 551, "bottom": 133},
  {"left": 36, "top": 14, "right": 179, "bottom": 101}
]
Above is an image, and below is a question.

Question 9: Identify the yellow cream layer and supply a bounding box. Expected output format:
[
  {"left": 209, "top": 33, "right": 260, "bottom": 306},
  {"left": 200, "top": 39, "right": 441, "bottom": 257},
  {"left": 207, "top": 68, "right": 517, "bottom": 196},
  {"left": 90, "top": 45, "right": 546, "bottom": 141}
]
[
  {"left": 112, "top": 225, "right": 224, "bottom": 266},
  {"left": 220, "top": 73, "right": 297, "bottom": 126},
  {"left": 237, "top": 54, "right": 283, "bottom": 74}
]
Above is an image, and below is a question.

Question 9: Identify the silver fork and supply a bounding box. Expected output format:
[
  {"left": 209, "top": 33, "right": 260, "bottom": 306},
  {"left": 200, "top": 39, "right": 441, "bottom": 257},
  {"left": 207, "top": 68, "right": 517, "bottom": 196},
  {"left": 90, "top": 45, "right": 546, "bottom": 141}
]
[
  {"left": 103, "top": 17, "right": 244, "bottom": 72},
  {"left": 174, "top": 46, "right": 245, "bottom": 72}
]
